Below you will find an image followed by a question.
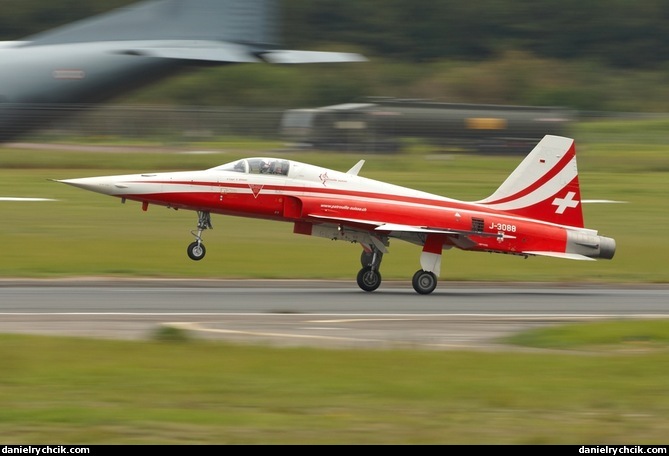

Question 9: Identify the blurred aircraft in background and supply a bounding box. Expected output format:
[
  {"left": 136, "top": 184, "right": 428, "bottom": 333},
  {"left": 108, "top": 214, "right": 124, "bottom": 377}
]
[
  {"left": 58, "top": 135, "right": 616, "bottom": 295},
  {"left": 0, "top": 0, "right": 366, "bottom": 142}
]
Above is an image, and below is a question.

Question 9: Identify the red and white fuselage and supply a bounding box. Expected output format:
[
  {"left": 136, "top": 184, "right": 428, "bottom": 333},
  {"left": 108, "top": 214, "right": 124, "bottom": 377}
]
[{"left": 59, "top": 135, "right": 616, "bottom": 294}]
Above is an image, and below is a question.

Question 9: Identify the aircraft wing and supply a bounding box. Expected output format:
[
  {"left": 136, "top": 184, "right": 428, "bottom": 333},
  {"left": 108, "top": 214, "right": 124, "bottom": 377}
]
[
  {"left": 20, "top": 0, "right": 366, "bottom": 65},
  {"left": 258, "top": 50, "right": 367, "bottom": 64},
  {"left": 308, "top": 214, "right": 387, "bottom": 228},
  {"left": 309, "top": 215, "right": 597, "bottom": 261},
  {"left": 375, "top": 222, "right": 517, "bottom": 240},
  {"left": 522, "top": 251, "right": 596, "bottom": 261},
  {"left": 376, "top": 223, "right": 597, "bottom": 259},
  {"left": 308, "top": 216, "right": 516, "bottom": 239},
  {"left": 116, "top": 41, "right": 263, "bottom": 63},
  {"left": 116, "top": 41, "right": 366, "bottom": 64}
]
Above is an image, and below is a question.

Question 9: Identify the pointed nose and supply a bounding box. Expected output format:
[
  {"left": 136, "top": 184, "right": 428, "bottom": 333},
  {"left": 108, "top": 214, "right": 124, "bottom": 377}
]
[{"left": 57, "top": 177, "right": 122, "bottom": 195}]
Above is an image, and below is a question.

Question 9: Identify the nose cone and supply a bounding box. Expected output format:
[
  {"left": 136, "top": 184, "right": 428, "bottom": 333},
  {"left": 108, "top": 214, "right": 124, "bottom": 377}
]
[{"left": 57, "top": 176, "right": 124, "bottom": 196}]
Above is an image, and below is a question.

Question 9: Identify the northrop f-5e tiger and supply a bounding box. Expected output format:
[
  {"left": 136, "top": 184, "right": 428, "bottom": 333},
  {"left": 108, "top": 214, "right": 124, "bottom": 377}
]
[{"left": 58, "top": 135, "right": 616, "bottom": 294}]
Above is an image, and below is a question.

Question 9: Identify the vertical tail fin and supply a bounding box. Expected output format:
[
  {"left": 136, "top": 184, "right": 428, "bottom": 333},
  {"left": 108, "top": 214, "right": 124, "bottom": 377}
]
[
  {"left": 23, "top": 0, "right": 365, "bottom": 64},
  {"left": 25, "top": 0, "right": 280, "bottom": 47},
  {"left": 475, "top": 135, "right": 585, "bottom": 228}
]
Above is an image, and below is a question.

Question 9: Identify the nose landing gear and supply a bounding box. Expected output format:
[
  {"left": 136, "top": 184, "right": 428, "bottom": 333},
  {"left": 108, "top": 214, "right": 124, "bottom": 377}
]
[{"left": 187, "top": 211, "right": 212, "bottom": 261}]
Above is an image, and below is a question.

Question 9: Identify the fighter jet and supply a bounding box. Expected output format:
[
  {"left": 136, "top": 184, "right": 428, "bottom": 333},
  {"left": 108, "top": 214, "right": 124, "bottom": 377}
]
[
  {"left": 0, "top": 0, "right": 366, "bottom": 141},
  {"left": 58, "top": 135, "right": 616, "bottom": 294}
]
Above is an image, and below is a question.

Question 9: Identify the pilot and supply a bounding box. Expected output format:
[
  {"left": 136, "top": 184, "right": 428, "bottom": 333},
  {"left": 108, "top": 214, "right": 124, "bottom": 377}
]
[{"left": 260, "top": 160, "right": 271, "bottom": 174}]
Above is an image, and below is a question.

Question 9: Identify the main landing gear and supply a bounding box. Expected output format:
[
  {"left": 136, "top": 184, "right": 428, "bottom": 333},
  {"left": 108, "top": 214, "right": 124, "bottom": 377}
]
[
  {"left": 187, "top": 211, "right": 212, "bottom": 261},
  {"left": 411, "top": 270, "right": 437, "bottom": 295},
  {"left": 183, "top": 214, "right": 440, "bottom": 294},
  {"left": 357, "top": 248, "right": 383, "bottom": 292},
  {"left": 355, "top": 242, "right": 440, "bottom": 295}
]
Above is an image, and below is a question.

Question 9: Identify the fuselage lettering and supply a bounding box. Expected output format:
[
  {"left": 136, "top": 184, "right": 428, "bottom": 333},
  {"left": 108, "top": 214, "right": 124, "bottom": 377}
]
[{"left": 488, "top": 222, "right": 517, "bottom": 232}]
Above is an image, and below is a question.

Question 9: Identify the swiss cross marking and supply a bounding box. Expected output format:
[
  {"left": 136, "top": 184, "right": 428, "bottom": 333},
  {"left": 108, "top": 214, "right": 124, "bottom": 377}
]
[{"left": 552, "top": 191, "right": 579, "bottom": 214}]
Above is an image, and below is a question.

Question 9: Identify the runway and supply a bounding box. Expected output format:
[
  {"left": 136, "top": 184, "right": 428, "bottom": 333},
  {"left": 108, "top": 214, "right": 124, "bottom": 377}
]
[{"left": 1, "top": 279, "right": 668, "bottom": 350}]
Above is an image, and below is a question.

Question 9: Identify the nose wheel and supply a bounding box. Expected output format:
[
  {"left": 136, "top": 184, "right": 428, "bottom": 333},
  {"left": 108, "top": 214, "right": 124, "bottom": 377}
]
[
  {"left": 187, "top": 211, "right": 212, "bottom": 261},
  {"left": 187, "top": 241, "right": 206, "bottom": 261}
]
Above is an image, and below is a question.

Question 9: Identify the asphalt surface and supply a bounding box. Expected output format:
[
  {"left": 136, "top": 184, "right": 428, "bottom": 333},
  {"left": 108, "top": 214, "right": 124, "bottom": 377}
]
[{"left": 1, "top": 279, "right": 668, "bottom": 350}]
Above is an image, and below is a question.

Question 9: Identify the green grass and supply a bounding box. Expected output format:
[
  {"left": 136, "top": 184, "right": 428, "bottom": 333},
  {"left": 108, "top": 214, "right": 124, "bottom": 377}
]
[
  {"left": 1, "top": 119, "right": 668, "bottom": 444},
  {"left": 504, "top": 319, "right": 669, "bottom": 352},
  {"left": 0, "top": 324, "right": 668, "bottom": 444}
]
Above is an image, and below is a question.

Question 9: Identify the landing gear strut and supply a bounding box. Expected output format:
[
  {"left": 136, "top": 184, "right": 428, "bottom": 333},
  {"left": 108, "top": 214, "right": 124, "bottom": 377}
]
[
  {"left": 356, "top": 248, "right": 383, "bottom": 292},
  {"left": 187, "top": 211, "right": 212, "bottom": 261}
]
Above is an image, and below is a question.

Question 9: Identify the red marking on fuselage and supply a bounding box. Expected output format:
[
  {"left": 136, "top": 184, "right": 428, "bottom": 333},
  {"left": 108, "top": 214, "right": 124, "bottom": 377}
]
[{"left": 249, "top": 184, "right": 263, "bottom": 198}]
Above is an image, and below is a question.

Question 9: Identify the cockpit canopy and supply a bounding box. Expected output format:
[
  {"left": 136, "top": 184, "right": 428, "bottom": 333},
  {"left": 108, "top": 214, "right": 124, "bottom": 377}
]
[{"left": 211, "top": 158, "right": 290, "bottom": 176}]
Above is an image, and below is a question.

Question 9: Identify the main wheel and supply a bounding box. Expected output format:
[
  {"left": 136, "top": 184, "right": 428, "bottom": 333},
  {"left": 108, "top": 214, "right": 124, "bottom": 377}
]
[
  {"left": 412, "top": 270, "right": 437, "bottom": 295},
  {"left": 357, "top": 266, "right": 381, "bottom": 292},
  {"left": 187, "top": 241, "right": 206, "bottom": 261}
]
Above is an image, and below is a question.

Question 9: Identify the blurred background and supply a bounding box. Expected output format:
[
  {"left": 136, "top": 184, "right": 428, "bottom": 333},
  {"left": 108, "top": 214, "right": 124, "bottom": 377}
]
[{"left": 3, "top": 0, "right": 669, "bottom": 150}]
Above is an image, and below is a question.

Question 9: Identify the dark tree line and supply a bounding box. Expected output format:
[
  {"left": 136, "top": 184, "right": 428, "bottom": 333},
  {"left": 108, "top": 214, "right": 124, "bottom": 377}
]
[
  {"left": 291, "top": 0, "right": 669, "bottom": 68},
  {"left": 2, "top": 0, "right": 669, "bottom": 69}
]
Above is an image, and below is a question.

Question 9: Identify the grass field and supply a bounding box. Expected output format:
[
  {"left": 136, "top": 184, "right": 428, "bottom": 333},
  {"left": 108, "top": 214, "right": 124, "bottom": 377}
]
[
  {"left": 1, "top": 119, "right": 668, "bottom": 444},
  {"left": 1, "top": 323, "right": 669, "bottom": 445}
]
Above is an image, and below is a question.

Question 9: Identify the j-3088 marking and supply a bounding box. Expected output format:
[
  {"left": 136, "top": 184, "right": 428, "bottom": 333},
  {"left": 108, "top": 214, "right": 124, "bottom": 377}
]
[{"left": 489, "top": 222, "right": 517, "bottom": 232}]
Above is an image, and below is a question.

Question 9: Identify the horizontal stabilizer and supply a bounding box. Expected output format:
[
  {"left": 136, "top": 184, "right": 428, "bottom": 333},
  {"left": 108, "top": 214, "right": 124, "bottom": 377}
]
[
  {"left": 582, "top": 200, "right": 628, "bottom": 204},
  {"left": 523, "top": 251, "right": 596, "bottom": 261}
]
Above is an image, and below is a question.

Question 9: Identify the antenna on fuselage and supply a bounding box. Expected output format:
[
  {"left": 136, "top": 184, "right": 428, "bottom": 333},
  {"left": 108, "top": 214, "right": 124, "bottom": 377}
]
[{"left": 346, "top": 160, "right": 365, "bottom": 176}]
